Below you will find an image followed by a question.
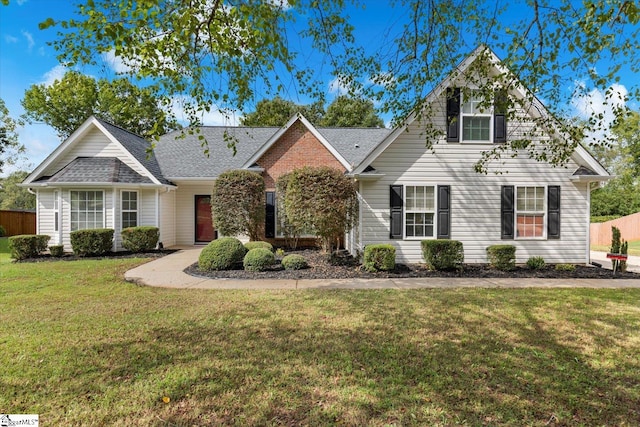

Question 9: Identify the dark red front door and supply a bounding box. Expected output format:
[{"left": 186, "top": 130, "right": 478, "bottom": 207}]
[{"left": 195, "top": 195, "right": 215, "bottom": 243}]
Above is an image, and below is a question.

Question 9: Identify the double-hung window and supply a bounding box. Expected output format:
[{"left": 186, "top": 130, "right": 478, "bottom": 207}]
[
  {"left": 70, "top": 190, "right": 104, "bottom": 231},
  {"left": 121, "top": 191, "right": 138, "bottom": 229},
  {"left": 405, "top": 185, "right": 435, "bottom": 238},
  {"left": 461, "top": 90, "right": 492, "bottom": 142},
  {"left": 516, "top": 186, "right": 545, "bottom": 238}
]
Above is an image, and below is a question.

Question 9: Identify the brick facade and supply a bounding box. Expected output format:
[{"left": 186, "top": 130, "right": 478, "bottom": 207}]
[{"left": 256, "top": 121, "right": 346, "bottom": 189}]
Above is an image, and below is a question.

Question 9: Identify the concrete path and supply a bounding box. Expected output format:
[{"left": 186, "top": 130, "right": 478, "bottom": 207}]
[{"left": 124, "top": 246, "right": 640, "bottom": 289}]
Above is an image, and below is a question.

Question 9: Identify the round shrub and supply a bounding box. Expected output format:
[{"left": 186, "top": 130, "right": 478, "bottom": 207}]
[
  {"left": 421, "top": 240, "right": 464, "bottom": 271},
  {"left": 244, "top": 241, "right": 274, "bottom": 252},
  {"left": 121, "top": 226, "right": 159, "bottom": 252},
  {"left": 526, "top": 256, "right": 546, "bottom": 270},
  {"left": 243, "top": 248, "right": 275, "bottom": 272},
  {"left": 49, "top": 245, "right": 64, "bottom": 257},
  {"left": 198, "top": 237, "right": 247, "bottom": 271},
  {"left": 363, "top": 243, "right": 396, "bottom": 272},
  {"left": 281, "top": 254, "right": 308, "bottom": 270},
  {"left": 486, "top": 244, "right": 516, "bottom": 271}
]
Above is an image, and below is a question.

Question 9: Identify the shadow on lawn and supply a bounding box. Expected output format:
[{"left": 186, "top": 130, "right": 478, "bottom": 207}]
[{"left": 60, "top": 291, "right": 639, "bottom": 425}]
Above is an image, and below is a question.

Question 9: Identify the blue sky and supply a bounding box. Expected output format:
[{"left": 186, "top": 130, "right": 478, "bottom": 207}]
[{"left": 0, "top": 0, "right": 636, "bottom": 177}]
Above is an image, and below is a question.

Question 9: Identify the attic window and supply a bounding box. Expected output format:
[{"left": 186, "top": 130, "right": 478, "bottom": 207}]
[{"left": 462, "top": 91, "right": 491, "bottom": 142}]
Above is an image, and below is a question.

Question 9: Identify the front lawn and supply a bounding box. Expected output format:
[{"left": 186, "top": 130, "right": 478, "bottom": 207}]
[{"left": 1, "top": 256, "right": 640, "bottom": 425}]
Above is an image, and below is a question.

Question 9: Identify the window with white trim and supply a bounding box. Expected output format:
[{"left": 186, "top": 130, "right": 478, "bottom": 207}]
[
  {"left": 53, "top": 190, "right": 59, "bottom": 232},
  {"left": 121, "top": 191, "right": 138, "bottom": 229},
  {"left": 516, "top": 186, "right": 545, "bottom": 238},
  {"left": 70, "top": 190, "right": 104, "bottom": 231},
  {"left": 461, "top": 90, "right": 492, "bottom": 142},
  {"left": 405, "top": 185, "right": 435, "bottom": 238}
]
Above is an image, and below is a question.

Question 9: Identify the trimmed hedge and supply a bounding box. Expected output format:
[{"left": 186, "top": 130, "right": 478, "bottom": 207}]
[
  {"left": 281, "top": 254, "right": 308, "bottom": 270},
  {"left": 70, "top": 228, "right": 114, "bottom": 256},
  {"left": 49, "top": 245, "right": 64, "bottom": 257},
  {"left": 487, "top": 244, "right": 516, "bottom": 271},
  {"left": 244, "top": 241, "right": 274, "bottom": 252},
  {"left": 363, "top": 244, "right": 396, "bottom": 272},
  {"left": 121, "top": 226, "right": 160, "bottom": 253},
  {"left": 8, "top": 234, "right": 50, "bottom": 260},
  {"left": 421, "top": 240, "right": 464, "bottom": 271},
  {"left": 243, "top": 247, "right": 275, "bottom": 272},
  {"left": 198, "top": 237, "right": 247, "bottom": 271}
]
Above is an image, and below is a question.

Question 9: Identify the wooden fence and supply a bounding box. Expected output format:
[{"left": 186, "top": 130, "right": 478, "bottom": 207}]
[
  {"left": 590, "top": 211, "right": 640, "bottom": 246},
  {"left": 0, "top": 209, "right": 36, "bottom": 236}
]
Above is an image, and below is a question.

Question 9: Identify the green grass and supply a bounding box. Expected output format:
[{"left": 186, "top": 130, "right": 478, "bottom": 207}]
[
  {"left": 0, "top": 237, "right": 10, "bottom": 263},
  {"left": 591, "top": 239, "right": 640, "bottom": 256},
  {"left": 1, "top": 254, "right": 640, "bottom": 425}
]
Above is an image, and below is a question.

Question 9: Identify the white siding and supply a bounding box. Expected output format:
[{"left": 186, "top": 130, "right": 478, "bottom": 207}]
[
  {"left": 43, "top": 127, "right": 149, "bottom": 178},
  {"left": 174, "top": 182, "right": 215, "bottom": 245},
  {"left": 360, "top": 101, "right": 590, "bottom": 264},
  {"left": 36, "top": 190, "right": 59, "bottom": 245},
  {"left": 159, "top": 190, "right": 176, "bottom": 247}
]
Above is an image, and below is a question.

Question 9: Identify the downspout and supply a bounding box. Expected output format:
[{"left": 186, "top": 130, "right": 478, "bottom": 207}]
[
  {"left": 112, "top": 188, "right": 117, "bottom": 252},
  {"left": 358, "top": 180, "right": 363, "bottom": 258},
  {"left": 586, "top": 182, "right": 592, "bottom": 265}
]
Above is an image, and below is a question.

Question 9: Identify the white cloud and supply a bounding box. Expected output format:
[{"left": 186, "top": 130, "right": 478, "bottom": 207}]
[
  {"left": 4, "top": 34, "right": 18, "bottom": 44},
  {"left": 40, "top": 65, "right": 68, "bottom": 86},
  {"left": 102, "top": 50, "right": 135, "bottom": 74},
  {"left": 21, "top": 30, "right": 34, "bottom": 51},
  {"left": 169, "top": 96, "right": 239, "bottom": 126},
  {"left": 571, "top": 81, "right": 627, "bottom": 141},
  {"left": 16, "top": 0, "right": 28, "bottom": 5},
  {"left": 328, "top": 75, "right": 351, "bottom": 96}
]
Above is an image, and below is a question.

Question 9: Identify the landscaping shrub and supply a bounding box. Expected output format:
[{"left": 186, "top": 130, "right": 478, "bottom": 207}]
[
  {"left": 555, "top": 263, "right": 576, "bottom": 272},
  {"left": 487, "top": 244, "right": 516, "bottom": 271},
  {"left": 70, "top": 228, "right": 114, "bottom": 256},
  {"left": 49, "top": 245, "right": 64, "bottom": 257},
  {"left": 198, "top": 237, "right": 247, "bottom": 271},
  {"left": 121, "top": 226, "right": 160, "bottom": 252},
  {"left": 610, "top": 226, "right": 628, "bottom": 272},
  {"left": 243, "top": 248, "right": 275, "bottom": 272},
  {"left": 8, "top": 234, "right": 50, "bottom": 260},
  {"left": 421, "top": 240, "right": 464, "bottom": 271},
  {"left": 244, "top": 241, "right": 274, "bottom": 252},
  {"left": 281, "top": 254, "right": 308, "bottom": 270},
  {"left": 0, "top": 225, "right": 6, "bottom": 237},
  {"left": 363, "top": 244, "right": 396, "bottom": 272},
  {"left": 275, "top": 248, "right": 285, "bottom": 258},
  {"left": 526, "top": 256, "right": 546, "bottom": 270}
]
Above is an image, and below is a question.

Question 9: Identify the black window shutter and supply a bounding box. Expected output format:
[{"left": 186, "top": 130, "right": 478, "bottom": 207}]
[
  {"left": 494, "top": 90, "right": 507, "bottom": 143},
  {"left": 437, "top": 185, "right": 451, "bottom": 239},
  {"left": 390, "top": 185, "right": 403, "bottom": 239},
  {"left": 265, "top": 191, "right": 275, "bottom": 238},
  {"left": 501, "top": 185, "right": 514, "bottom": 239},
  {"left": 446, "top": 88, "right": 460, "bottom": 142},
  {"left": 547, "top": 186, "right": 561, "bottom": 239}
]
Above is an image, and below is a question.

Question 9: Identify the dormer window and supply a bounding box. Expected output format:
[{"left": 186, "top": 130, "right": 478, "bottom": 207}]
[
  {"left": 461, "top": 91, "right": 492, "bottom": 142},
  {"left": 446, "top": 88, "right": 507, "bottom": 144}
]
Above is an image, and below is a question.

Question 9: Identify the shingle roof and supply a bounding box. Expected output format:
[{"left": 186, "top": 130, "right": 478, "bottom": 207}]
[
  {"left": 154, "top": 125, "right": 391, "bottom": 178},
  {"left": 95, "top": 118, "right": 173, "bottom": 185},
  {"left": 37, "top": 157, "right": 154, "bottom": 184},
  {"left": 573, "top": 165, "right": 599, "bottom": 176}
]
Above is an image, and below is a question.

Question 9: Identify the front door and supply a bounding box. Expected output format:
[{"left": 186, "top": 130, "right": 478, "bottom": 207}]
[{"left": 195, "top": 195, "right": 215, "bottom": 243}]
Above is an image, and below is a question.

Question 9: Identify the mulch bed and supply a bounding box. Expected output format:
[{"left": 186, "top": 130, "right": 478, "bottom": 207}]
[
  {"left": 185, "top": 249, "right": 640, "bottom": 280},
  {"left": 13, "top": 249, "right": 177, "bottom": 263}
]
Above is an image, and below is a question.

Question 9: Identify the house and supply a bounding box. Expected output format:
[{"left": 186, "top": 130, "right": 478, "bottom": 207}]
[{"left": 21, "top": 46, "right": 609, "bottom": 264}]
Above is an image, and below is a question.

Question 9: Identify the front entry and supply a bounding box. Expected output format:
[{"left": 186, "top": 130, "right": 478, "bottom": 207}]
[{"left": 195, "top": 195, "right": 216, "bottom": 243}]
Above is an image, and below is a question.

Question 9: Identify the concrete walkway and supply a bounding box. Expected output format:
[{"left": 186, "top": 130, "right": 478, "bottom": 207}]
[{"left": 124, "top": 246, "right": 640, "bottom": 289}]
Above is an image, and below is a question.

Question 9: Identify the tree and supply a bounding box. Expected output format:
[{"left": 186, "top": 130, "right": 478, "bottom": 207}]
[
  {"left": 22, "top": 71, "right": 179, "bottom": 139},
  {"left": 38, "top": 0, "right": 639, "bottom": 171},
  {"left": 211, "top": 170, "right": 265, "bottom": 241},
  {"left": 320, "top": 96, "right": 384, "bottom": 127},
  {"left": 591, "top": 110, "right": 640, "bottom": 217},
  {"left": 240, "top": 97, "right": 324, "bottom": 127},
  {"left": 0, "top": 171, "right": 35, "bottom": 210},
  {"left": 284, "top": 166, "right": 358, "bottom": 253},
  {"left": 0, "top": 98, "right": 25, "bottom": 175}
]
